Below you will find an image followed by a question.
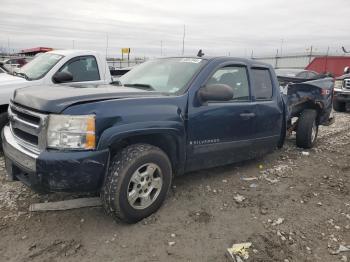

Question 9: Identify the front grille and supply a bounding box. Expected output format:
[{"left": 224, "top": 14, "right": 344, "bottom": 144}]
[
  {"left": 344, "top": 79, "right": 350, "bottom": 89},
  {"left": 11, "top": 107, "right": 40, "bottom": 125},
  {"left": 12, "top": 128, "right": 39, "bottom": 145},
  {"left": 8, "top": 103, "right": 48, "bottom": 152}
]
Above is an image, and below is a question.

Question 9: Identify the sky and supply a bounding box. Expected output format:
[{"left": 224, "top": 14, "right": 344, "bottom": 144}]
[{"left": 0, "top": 0, "right": 349, "bottom": 58}]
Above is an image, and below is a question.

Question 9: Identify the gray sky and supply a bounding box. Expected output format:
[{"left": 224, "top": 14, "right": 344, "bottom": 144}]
[{"left": 0, "top": 0, "right": 349, "bottom": 58}]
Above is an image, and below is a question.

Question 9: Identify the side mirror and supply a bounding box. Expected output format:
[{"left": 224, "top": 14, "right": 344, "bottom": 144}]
[
  {"left": 53, "top": 71, "right": 73, "bottom": 83},
  {"left": 344, "top": 66, "right": 350, "bottom": 74},
  {"left": 198, "top": 84, "right": 234, "bottom": 102}
]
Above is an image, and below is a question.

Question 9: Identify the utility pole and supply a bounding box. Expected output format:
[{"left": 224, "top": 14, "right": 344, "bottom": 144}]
[
  {"left": 324, "top": 46, "right": 330, "bottom": 73},
  {"left": 104, "top": 33, "right": 109, "bottom": 78},
  {"left": 160, "top": 40, "right": 163, "bottom": 56},
  {"left": 280, "top": 38, "right": 284, "bottom": 57},
  {"left": 308, "top": 45, "right": 313, "bottom": 63},
  {"left": 7, "top": 38, "right": 10, "bottom": 56},
  {"left": 182, "top": 24, "right": 185, "bottom": 56},
  {"left": 275, "top": 49, "right": 279, "bottom": 68},
  {"left": 72, "top": 40, "right": 75, "bottom": 49}
]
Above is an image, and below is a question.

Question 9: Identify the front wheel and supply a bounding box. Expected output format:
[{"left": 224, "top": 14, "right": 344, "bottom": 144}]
[
  {"left": 101, "top": 144, "right": 172, "bottom": 223},
  {"left": 296, "top": 109, "right": 318, "bottom": 149}
]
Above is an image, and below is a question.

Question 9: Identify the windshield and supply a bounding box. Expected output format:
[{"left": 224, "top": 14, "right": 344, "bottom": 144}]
[
  {"left": 19, "top": 53, "right": 63, "bottom": 80},
  {"left": 119, "top": 58, "right": 205, "bottom": 93}
]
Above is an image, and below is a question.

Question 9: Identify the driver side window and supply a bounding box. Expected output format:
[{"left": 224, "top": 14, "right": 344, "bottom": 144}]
[
  {"left": 208, "top": 66, "right": 250, "bottom": 101},
  {"left": 59, "top": 56, "right": 100, "bottom": 82}
]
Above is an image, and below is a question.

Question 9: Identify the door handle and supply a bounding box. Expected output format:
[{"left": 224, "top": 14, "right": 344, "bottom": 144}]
[{"left": 240, "top": 112, "right": 256, "bottom": 119}]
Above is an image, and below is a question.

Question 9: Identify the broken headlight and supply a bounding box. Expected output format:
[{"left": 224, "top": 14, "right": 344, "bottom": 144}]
[{"left": 47, "top": 115, "right": 96, "bottom": 150}]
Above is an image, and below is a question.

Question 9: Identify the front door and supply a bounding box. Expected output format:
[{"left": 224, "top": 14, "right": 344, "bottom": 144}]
[
  {"left": 186, "top": 64, "right": 257, "bottom": 171},
  {"left": 53, "top": 55, "right": 105, "bottom": 85}
]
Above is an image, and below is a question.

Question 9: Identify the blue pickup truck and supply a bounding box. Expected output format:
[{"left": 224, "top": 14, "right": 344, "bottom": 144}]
[{"left": 2, "top": 56, "right": 333, "bottom": 223}]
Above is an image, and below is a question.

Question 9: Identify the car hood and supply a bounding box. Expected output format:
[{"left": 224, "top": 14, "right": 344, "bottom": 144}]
[
  {"left": 13, "top": 84, "right": 166, "bottom": 113},
  {"left": 0, "top": 73, "right": 28, "bottom": 85}
]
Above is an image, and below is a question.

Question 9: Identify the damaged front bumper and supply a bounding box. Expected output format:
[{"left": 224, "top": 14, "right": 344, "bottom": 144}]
[{"left": 2, "top": 126, "right": 109, "bottom": 193}]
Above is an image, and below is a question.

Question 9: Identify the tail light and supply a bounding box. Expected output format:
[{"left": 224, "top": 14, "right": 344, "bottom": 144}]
[{"left": 321, "top": 89, "right": 331, "bottom": 96}]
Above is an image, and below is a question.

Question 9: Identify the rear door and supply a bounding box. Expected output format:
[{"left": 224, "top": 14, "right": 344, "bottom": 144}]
[
  {"left": 251, "top": 67, "right": 283, "bottom": 153},
  {"left": 186, "top": 64, "right": 257, "bottom": 171}
]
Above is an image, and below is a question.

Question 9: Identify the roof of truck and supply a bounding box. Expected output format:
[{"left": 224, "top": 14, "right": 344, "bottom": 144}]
[
  {"left": 47, "top": 49, "right": 102, "bottom": 56},
  {"left": 164, "top": 56, "right": 272, "bottom": 67}
]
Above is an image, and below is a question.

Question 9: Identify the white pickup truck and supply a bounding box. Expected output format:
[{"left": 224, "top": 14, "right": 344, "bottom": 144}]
[{"left": 0, "top": 49, "right": 112, "bottom": 142}]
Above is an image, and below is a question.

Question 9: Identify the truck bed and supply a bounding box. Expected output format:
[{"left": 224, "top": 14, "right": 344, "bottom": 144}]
[{"left": 283, "top": 77, "right": 334, "bottom": 125}]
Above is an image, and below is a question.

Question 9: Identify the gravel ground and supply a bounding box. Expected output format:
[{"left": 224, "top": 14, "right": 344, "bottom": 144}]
[{"left": 0, "top": 112, "right": 350, "bottom": 262}]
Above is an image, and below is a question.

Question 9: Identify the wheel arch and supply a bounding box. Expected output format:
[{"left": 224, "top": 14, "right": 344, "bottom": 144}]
[
  {"left": 102, "top": 130, "right": 186, "bottom": 176},
  {"left": 292, "top": 100, "right": 323, "bottom": 124}
]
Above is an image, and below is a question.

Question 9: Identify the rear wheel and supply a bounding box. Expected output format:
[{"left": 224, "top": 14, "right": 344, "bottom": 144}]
[
  {"left": 296, "top": 109, "right": 318, "bottom": 149},
  {"left": 333, "top": 100, "right": 346, "bottom": 112},
  {"left": 101, "top": 144, "right": 172, "bottom": 223}
]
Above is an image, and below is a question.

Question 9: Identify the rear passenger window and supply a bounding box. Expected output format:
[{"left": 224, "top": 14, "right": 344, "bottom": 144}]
[
  {"left": 59, "top": 56, "right": 100, "bottom": 82},
  {"left": 252, "top": 68, "right": 273, "bottom": 100},
  {"left": 208, "top": 66, "right": 250, "bottom": 101}
]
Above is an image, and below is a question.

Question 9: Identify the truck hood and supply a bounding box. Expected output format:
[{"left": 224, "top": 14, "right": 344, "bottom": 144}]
[
  {"left": 0, "top": 73, "right": 28, "bottom": 85},
  {"left": 13, "top": 84, "right": 165, "bottom": 113},
  {"left": 336, "top": 73, "right": 350, "bottom": 80}
]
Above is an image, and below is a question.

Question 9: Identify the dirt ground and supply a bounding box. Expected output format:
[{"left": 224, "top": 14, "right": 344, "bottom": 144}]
[{"left": 0, "top": 112, "right": 350, "bottom": 262}]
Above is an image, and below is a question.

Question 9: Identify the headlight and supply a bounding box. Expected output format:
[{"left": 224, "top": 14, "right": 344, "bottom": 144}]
[
  {"left": 47, "top": 115, "right": 96, "bottom": 150},
  {"left": 334, "top": 80, "right": 343, "bottom": 89}
]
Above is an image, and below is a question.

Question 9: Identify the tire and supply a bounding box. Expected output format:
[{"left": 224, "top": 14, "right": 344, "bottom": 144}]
[
  {"left": 101, "top": 144, "right": 172, "bottom": 223},
  {"left": 296, "top": 109, "right": 318, "bottom": 149},
  {"left": 0, "top": 112, "right": 8, "bottom": 150},
  {"left": 333, "top": 100, "right": 346, "bottom": 112}
]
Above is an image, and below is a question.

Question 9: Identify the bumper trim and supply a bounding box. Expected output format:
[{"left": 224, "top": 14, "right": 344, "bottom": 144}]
[{"left": 2, "top": 126, "right": 38, "bottom": 172}]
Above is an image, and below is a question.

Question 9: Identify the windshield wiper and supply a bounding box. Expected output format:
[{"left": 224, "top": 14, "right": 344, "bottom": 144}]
[
  {"left": 15, "top": 72, "right": 30, "bottom": 80},
  {"left": 124, "top": 83, "right": 155, "bottom": 90}
]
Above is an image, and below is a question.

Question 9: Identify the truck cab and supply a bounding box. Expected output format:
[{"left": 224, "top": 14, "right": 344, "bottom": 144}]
[{"left": 0, "top": 50, "right": 112, "bottom": 140}]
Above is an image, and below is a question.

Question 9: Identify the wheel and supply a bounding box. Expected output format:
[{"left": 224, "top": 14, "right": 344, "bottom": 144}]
[
  {"left": 101, "top": 144, "right": 172, "bottom": 223},
  {"left": 0, "top": 112, "right": 8, "bottom": 150},
  {"left": 333, "top": 100, "right": 346, "bottom": 112},
  {"left": 296, "top": 109, "right": 318, "bottom": 149}
]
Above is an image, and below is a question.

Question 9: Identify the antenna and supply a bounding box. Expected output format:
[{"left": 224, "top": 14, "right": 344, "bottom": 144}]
[{"left": 182, "top": 24, "right": 185, "bottom": 56}]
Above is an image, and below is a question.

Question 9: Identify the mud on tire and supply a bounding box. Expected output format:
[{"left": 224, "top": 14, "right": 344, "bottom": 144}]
[{"left": 101, "top": 144, "right": 172, "bottom": 223}]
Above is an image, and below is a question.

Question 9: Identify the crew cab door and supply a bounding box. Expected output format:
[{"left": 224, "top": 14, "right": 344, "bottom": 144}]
[
  {"left": 186, "top": 64, "right": 257, "bottom": 171},
  {"left": 53, "top": 55, "right": 105, "bottom": 85},
  {"left": 250, "top": 67, "right": 283, "bottom": 153}
]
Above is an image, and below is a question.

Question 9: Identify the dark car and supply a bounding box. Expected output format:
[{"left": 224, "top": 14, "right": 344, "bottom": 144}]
[{"left": 275, "top": 69, "right": 319, "bottom": 79}]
